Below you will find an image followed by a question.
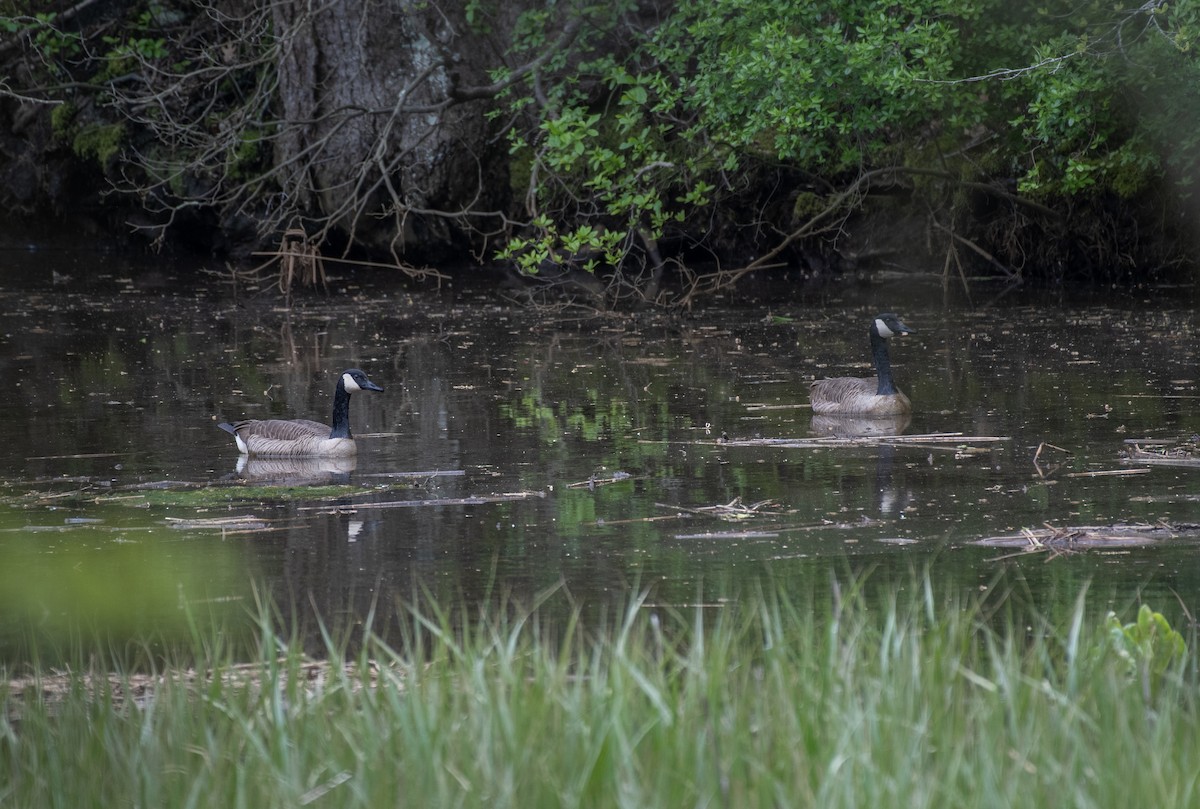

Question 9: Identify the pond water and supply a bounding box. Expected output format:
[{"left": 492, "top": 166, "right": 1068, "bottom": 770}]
[{"left": 2, "top": 246, "right": 1200, "bottom": 658}]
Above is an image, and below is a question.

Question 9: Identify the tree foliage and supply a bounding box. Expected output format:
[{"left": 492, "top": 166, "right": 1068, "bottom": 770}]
[
  {"left": 500, "top": 0, "right": 1200, "bottom": 300},
  {"left": 3, "top": 0, "right": 1200, "bottom": 299}
]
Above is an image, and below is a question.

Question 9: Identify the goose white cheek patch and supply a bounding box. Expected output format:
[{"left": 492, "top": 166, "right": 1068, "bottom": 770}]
[
  {"left": 874, "top": 318, "right": 895, "bottom": 338},
  {"left": 342, "top": 373, "right": 362, "bottom": 393}
]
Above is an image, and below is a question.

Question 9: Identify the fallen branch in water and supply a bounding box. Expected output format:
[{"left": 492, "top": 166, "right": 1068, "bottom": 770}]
[
  {"left": 165, "top": 516, "right": 277, "bottom": 533},
  {"left": 299, "top": 491, "right": 545, "bottom": 510},
  {"left": 1064, "top": 468, "right": 1152, "bottom": 478},
  {"left": 645, "top": 432, "right": 1010, "bottom": 450},
  {"left": 972, "top": 520, "right": 1200, "bottom": 561},
  {"left": 593, "top": 514, "right": 688, "bottom": 527},
  {"left": 1122, "top": 437, "right": 1200, "bottom": 468}
]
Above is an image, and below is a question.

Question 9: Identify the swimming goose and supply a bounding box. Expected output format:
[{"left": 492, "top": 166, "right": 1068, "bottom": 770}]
[
  {"left": 810, "top": 314, "right": 913, "bottom": 416},
  {"left": 218, "top": 368, "right": 384, "bottom": 457}
]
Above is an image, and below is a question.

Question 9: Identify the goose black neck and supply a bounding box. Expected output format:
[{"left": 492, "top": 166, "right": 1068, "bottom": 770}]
[
  {"left": 871, "top": 328, "right": 898, "bottom": 396},
  {"left": 329, "top": 378, "right": 353, "bottom": 439}
]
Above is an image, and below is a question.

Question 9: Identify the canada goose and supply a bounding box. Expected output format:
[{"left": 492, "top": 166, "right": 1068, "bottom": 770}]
[
  {"left": 810, "top": 314, "right": 914, "bottom": 416},
  {"left": 218, "top": 368, "right": 384, "bottom": 457}
]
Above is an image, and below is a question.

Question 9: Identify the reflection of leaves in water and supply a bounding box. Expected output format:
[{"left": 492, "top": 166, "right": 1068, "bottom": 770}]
[{"left": 500, "top": 389, "right": 637, "bottom": 443}]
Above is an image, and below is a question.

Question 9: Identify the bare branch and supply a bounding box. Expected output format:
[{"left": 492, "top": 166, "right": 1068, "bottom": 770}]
[{"left": 451, "top": 16, "right": 583, "bottom": 101}]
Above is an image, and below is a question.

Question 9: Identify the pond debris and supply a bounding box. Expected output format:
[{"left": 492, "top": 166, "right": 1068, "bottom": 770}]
[
  {"left": 654, "top": 497, "right": 793, "bottom": 521},
  {"left": 299, "top": 491, "right": 546, "bottom": 511},
  {"left": 568, "top": 471, "right": 635, "bottom": 489},
  {"left": 1064, "top": 468, "right": 1151, "bottom": 478},
  {"left": 593, "top": 513, "right": 687, "bottom": 527},
  {"left": 741, "top": 403, "right": 811, "bottom": 412},
  {"left": 1031, "top": 442, "right": 1154, "bottom": 479},
  {"left": 5, "top": 656, "right": 409, "bottom": 722},
  {"left": 972, "top": 520, "right": 1200, "bottom": 561},
  {"left": 165, "top": 516, "right": 274, "bottom": 533},
  {"left": 1032, "top": 441, "right": 1072, "bottom": 478},
  {"left": 240, "top": 227, "right": 446, "bottom": 302},
  {"left": 24, "top": 452, "right": 128, "bottom": 461},
  {"left": 1121, "top": 436, "right": 1200, "bottom": 469},
  {"left": 356, "top": 470, "right": 466, "bottom": 479},
  {"left": 656, "top": 432, "right": 1009, "bottom": 451},
  {"left": 123, "top": 480, "right": 210, "bottom": 491},
  {"left": 266, "top": 227, "right": 328, "bottom": 295},
  {"left": 673, "top": 530, "right": 782, "bottom": 540}
]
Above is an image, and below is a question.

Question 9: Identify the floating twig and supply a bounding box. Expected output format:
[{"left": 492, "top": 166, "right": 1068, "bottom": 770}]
[
  {"left": 594, "top": 514, "right": 687, "bottom": 527},
  {"left": 1064, "top": 468, "right": 1152, "bottom": 478},
  {"left": 567, "top": 472, "right": 635, "bottom": 489},
  {"left": 301, "top": 492, "right": 546, "bottom": 510},
  {"left": 673, "top": 531, "right": 782, "bottom": 540},
  {"left": 741, "top": 403, "right": 812, "bottom": 412},
  {"left": 25, "top": 452, "right": 128, "bottom": 461},
  {"left": 654, "top": 498, "right": 789, "bottom": 521},
  {"left": 355, "top": 470, "right": 466, "bottom": 479},
  {"left": 1033, "top": 442, "right": 1072, "bottom": 463},
  {"left": 1032, "top": 441, "right": 1074, "bottom": 479}
]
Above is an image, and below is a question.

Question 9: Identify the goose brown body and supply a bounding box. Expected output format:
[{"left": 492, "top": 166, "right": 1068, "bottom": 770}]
[
  {"left": 809, "top": 377, "right": 911, "bottom": 416},
  {"left": 218, "top": 369, "right": 383, "bottom": 457},
  {"left": 219, "top": 418, "right": 359, "bottom": 457},
  {"left": 809, "top": 314, "right": 914, "bottom": 417}
]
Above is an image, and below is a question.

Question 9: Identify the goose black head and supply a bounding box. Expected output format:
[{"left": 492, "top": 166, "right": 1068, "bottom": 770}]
[
  {"left": 341, "top": 368, "right": 384, "bottom": 394},
  {"left": 871, "top": 313, "right": 914, "bottom": 339}
]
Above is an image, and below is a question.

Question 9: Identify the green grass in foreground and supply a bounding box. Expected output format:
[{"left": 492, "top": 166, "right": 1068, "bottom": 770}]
[{"left": 1, "top": 580, "right": 1197, "bottom": 808}]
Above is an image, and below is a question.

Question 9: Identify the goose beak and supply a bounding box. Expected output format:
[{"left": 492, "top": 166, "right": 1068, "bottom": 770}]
[{"left": 362, "top": 379, "right": 384, "bottom": 393}]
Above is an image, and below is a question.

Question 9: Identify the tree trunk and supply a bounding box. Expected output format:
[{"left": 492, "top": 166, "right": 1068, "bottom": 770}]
[{"left": 270, "top": 0, "right": 503, "bottom": 257}]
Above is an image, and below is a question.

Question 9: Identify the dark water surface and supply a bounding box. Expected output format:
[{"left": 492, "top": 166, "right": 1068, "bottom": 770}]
[{"left": 2, "top": 255, "right": 1200, "bottom": 656}]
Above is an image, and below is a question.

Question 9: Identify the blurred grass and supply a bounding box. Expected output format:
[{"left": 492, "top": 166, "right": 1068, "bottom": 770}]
[
  {"left": 2, "top": 577, "right": 1197, "bottom": 808},
  {"left": 0, "top": 530, "right": 251, "bottom": 668}
]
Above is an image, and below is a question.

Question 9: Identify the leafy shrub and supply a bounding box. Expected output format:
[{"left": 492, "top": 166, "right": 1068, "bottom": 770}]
[{"left": 1105, "top": 604, "right": 1187, "bottom": 698}]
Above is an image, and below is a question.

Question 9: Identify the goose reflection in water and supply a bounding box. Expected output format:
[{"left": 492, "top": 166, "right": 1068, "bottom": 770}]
[
  {"left": 234, "top": 455, "right": 357, "bottom": 485},
  {"left": 809, "top": 413, "right": 913, "bottom": 518},
  {"left": 809, "top": 413, "right": 911, "bottom": 438}
]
